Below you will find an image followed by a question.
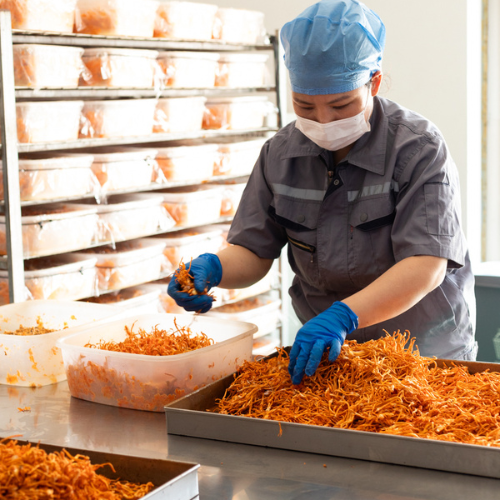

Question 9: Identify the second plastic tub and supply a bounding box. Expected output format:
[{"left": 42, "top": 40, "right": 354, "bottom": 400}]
[
  {"left": 79, "top": 99, "right": 156, "bottom": 139},
  {"left": 217, "top": 181, "right": 247, "bottom": 217},
  {"left": 153, "top": 96, "right": 206, "bottom": 133},
  {"left": 0, "top": 254, "right": 98, "bottom": 305},
  {"left": 80, "top": 48, "right": 159, "bottom": 88},
  {"left": 57, "top": 313, "right": 256, "bottom": 411},
  {"left": 0, "top": 203, "right": 99, "bottom": 258},
  {"left": 212, "top": 8, "right": 266, "bottom": 45},
  {"left": 157, "top": 51, "right": 218, "bottom": 88},
  {"left": 159, "top": 185, "right": 223, "bottom": 227},
  {"left": 155, "top": 143, "right": 217, "bottom": 182},
  {"left": 0, "top": 0, "right": 77, "bottom": 33},
  {"left": 15, "top": 100, "right": 84, "bottom": 144},
  {"left": 74, "top": 0, "right": 159, "bottom": 37},
  {"left": 13, "top": 44, "right": 84, "bottom": 88},
  {"left": 84, "top": 147, "right": 158, "bottom": 193},
  {"left": 73, "top": 239, "right": 168, "bottom": 292},
  {"left": 214, "top": 137, "right": 267, "bottom": 176},
  {"left": 154, "top": 1, "right": 218, "bottom": 40},
  {"left": 215, "top": 53, "right": 270, "bottom": 88},
  {"left": 203, "top": 96, "right": 274, "bottom": 130},
  {"left": 79, "top": 193, "right": 174, "bottom": 243},
  {"left": 0, "top": 153, "right": 97, "bottom": 202}
]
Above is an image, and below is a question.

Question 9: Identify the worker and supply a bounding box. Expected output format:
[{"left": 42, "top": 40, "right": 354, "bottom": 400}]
[{"left": 168, "top": 0, "right": 477, "bottom": 385}]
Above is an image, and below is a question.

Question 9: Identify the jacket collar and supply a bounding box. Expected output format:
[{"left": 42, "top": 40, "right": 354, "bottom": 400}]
[{"left": 279, "top": 96, "right": 388, "bottom": 176}]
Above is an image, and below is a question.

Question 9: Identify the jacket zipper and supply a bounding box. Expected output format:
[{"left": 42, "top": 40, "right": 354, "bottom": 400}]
[{"left": 288, "top": 236, "right": 316, "bottom": 263}]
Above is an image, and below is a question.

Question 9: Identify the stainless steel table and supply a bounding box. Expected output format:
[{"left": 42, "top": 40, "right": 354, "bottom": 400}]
[{"left": 1, "top": 382, "right": 499, "bottom": 499}]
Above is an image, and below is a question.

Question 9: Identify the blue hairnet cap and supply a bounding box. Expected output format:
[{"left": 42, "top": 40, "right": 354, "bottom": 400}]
[{"left": 281, "top": 0, "right": 385, "bottom": 95}]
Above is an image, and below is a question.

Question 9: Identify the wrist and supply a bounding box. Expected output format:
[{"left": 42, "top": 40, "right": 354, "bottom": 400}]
[
  {"left": 198, "top": 253, "right": 223, "bottom": 287},
  {"left": 330, "top": 301, "right": 358, "bottom": 333}
]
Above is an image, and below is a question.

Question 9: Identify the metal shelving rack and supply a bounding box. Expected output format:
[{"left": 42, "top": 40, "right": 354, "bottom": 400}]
[{"left": 0, "top": 10, "right": 286, "bottom": 349}]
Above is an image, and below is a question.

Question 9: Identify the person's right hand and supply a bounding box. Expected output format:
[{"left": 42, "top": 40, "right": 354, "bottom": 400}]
[{"left": 167, "top": 253, "right": 223, "bottom": 313}]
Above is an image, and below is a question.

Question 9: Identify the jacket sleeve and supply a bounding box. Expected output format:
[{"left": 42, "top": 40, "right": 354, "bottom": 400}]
[{"left": 391, "top": 133, "right": 466, "bottom": 268}]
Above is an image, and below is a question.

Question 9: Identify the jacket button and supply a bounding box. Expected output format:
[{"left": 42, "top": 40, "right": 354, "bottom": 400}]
[
  {"left": 297, "top": 215, "right": 305, "bottom": 223},
  {"left": 360, "top": 213, "right": 368, "bottom": 222},
  {"left": 333, "top": 179, "right": 340, "bottom": 186}
]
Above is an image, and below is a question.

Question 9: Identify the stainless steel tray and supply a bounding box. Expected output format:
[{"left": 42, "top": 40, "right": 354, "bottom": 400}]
[
  {"left": 8, "top": 440, "right": 199, "bottom": 499},
  {"left": 165, "top": 353, "right": 500, "bottom": 479}
]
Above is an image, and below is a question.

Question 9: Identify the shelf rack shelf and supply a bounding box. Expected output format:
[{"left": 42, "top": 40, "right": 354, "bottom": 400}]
[
  {"left": 14, "top": 87, "right": 276, "bottom": 99},
  {"left": 12, "top": 30, "right": 274, "bottom": 51},
  {"left": 11, "top": 127, "right": 277, "bottom": 153}
]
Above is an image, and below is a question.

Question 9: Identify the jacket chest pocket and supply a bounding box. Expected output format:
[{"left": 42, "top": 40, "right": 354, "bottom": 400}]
[
  {"left": 269, "top": 195, "right": 321, "bottom": 286},
  {"left": 348, "top": 195, "right": 396, "bottom": 287}
]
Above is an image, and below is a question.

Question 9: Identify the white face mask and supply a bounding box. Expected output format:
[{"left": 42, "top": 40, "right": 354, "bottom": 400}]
[{"left": 295, "top": 89, "right": 371, "bottom": 151}]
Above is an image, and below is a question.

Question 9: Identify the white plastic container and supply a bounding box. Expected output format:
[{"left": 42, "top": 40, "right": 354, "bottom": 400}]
[
  {"left": 73, "top": 239, "right": 167, "bottom": 291},
  {"left": 0, "top": 204, "right": 98, "bottom": 258},
  {"left": 0, "top": 254, "right": 98, "bottom": 305},
  {"left": 81, "top": 48, "right": 159, "bottom": 88},
  {"left": 84, "top": 285, "right": 162, "bottom": 315},
  {"left": 214, "top": 137, "right": 267, "bottom": 176},
  {"left": 216, "top": 181, "right": 247, "bottom": 217},
  {"left": 213, "top": 8, "right": 266, "bottom": 45},
  {"left": 153, "top": 96, "right": 206, "bottom": 133},
  {"left": 160, "top": 185, "right": 223, "bottom": 227},
  {"left": 79, "top": 99, "right": 156, "bottom": 139},
  {"left": 0, "top": 0, "right": 77, "bottom": 33},
  {"left": 215, "top": 53, "right": 269, "bottom": 88},
  {"left": 75, "top": 0, "right": 159, "bottom": 37},
  {"left": 0, "top": 300, "right": 118, "bottom": 387},
  {"left": 203, "top": 96, "right": 274, "bottom": 130},
  {"left": 79, "top": 193, "right": 173, "bottom": 243},
  {"left": 207, "top": 292, "right": 281, "bottom": 338},
  {"left": 84, "top": 147, "right": 157, "bottom": 193},
  {"left": 57, "top": 313, "right": 256, "bottom": 411},
  {"left": 153, "top": 226, "right": 224, "bottom": 267},
  {"left": 0, "top": 153, "right": 96, "bottom": 202},
  {"left": 154, "top": 1, "right": 217, "bottom": 41},
  {"left": 157, "top": 51, "right": 218, "bottom": 88},
  {"left": 15, "top": 100, "right": 84, "bottom": 144},
  {"left": 13, "top": 44, "right": 84, "bottom": 88},
  {"left": 155, "top": 143, "right": 217, "bottom": 182}
]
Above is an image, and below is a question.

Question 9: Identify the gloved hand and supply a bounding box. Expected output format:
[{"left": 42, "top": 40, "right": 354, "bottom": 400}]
[
  {"left": 167, "top": 253, "right": 222, "bottom": 313},
  {"left": 288, "top": 301, "right": 358, "bottom": 385}
]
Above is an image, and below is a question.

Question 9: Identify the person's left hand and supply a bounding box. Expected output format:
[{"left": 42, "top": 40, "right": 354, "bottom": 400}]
[{"left": 288, "top": 301, "right": 358, "bottom": 385}]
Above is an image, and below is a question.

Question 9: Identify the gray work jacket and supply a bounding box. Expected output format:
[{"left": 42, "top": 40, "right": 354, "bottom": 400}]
[{"left": 228, "top": 96, "right": 476, "bottom": 360}]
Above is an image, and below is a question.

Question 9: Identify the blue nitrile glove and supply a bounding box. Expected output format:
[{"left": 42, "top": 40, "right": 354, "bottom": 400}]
[
  {"left": 167, "top": 253, "right": 222, "bottom": 313},
  {"left": 288, "top": 302, "right": 358, "bottom": 385}
]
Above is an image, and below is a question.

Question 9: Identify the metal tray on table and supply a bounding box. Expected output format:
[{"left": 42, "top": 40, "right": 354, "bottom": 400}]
[
  {"left": 165, "top": 352, "right": 500, "bottom": 479},
  {"left": 10, "top": 440, "right": 200, "bottom": 499}
]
